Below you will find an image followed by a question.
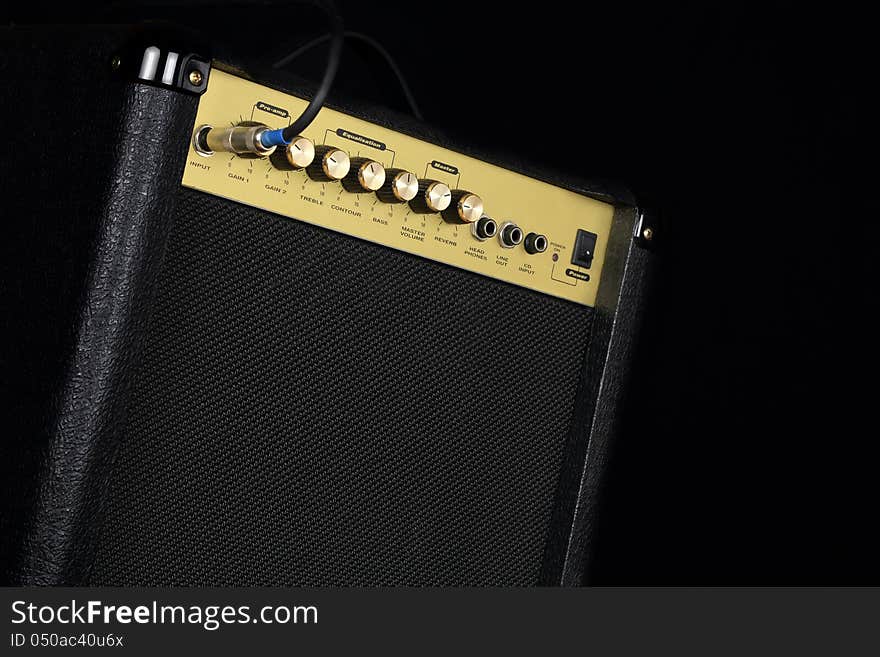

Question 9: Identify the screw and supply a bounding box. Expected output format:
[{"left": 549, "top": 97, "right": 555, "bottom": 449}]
[
  {"left": 642, "top": 227, "right": 654, "bottom": 241},
  {"left": 188, "top": 69, "right": 204, "bottom": 86},
  {"left": 110, "top": 55, "right": 121, "bottom": 71}
]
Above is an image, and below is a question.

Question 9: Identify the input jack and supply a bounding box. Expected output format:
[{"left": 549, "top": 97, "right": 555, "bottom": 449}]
[
  {"left": 498, "top": 222, "right": 524, "bottom": 248},
  {"left": 202, "top": 123, "right": 276, "bottom": 157},
  {"left": 192, "top": 124, "right": 214, "bottom": 156},
  {"left": 524, "top": 232, "right": 548, "bottom": 254},
  {"left": 472, "top": 216, "right": 498, "bottom": 241}
]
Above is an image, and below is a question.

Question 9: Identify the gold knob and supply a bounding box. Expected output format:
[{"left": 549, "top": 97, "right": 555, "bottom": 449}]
[
  {"left": 442, "top": 190, "right": 483, "bottom": 224},
  {"left": 307, "top": 145, "right": 350, "bottom": 181},
  {"left": 342, "top": 157, "right": 386, "bottom": 193},
  {"left": 409, "top": 180, "right": 452, "bottom": 214},
  {"left": 377, "top": 168, "right": 419, "bottom": 203},
  {"left": 269, "top": 135, "right": 315, "bottom": 170}
]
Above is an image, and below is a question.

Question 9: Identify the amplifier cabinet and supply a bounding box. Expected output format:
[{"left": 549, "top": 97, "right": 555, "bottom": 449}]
[{"left": 0, "top": 26, "right": 653, "bottom": 586}]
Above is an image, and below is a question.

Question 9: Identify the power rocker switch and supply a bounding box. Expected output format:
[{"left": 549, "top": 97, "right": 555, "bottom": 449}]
[{"left": 571, "top": 229, "right": 598, "bottom": 269}]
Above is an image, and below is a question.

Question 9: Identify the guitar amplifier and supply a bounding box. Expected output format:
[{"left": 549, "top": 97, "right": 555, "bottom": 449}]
[{"left": 0, "top": 25, "right": 653, "bottom": 586}]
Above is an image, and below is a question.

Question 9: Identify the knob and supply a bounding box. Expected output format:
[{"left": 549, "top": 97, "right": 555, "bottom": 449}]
[
  {"left": 524, "top": 232, "right": 548, "bottom": 254},
  {"left": 441, "top": 190, "right": 483, "bottom": 224},
  {"left": 269, "top": 135, "right": 315, "bottom": 170},
  {"left": 409, "top": 179, "right": 452, "bottom": 214},
  {"left": 376, "top": 168, "right": 419, "bottom": 203},
  {"left": 306, "top": 145, "right": 350, "bottom": 182},
  {"left": 341, "top": 157, "right": 386, "bottom": 193}
]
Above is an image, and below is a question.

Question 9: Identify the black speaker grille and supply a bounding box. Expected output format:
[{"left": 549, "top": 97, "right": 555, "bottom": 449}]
[{"left": 90, "top": 187, "right": 594, "bottom": 585}]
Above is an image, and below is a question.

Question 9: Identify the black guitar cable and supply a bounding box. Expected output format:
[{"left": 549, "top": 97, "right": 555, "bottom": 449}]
[
  {"left": 259, "top": 0, "right": 344, "bottom": 147},
  {"left": 273, "top": 30, "right": 423, "bottom": 121}
]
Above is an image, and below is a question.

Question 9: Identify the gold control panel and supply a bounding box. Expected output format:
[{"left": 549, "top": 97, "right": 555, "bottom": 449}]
[{"left": 182, "top": 69, "right": 614, "bottom": 306}]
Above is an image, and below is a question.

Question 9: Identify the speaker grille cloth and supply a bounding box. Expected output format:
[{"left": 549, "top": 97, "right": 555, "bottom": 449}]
[{"left": 90, "top": 187, "right": 594, "bottom": 585}]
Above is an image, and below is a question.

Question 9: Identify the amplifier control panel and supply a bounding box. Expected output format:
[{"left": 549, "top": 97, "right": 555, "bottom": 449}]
[{"left": 182, "top": 69, "right": 614, "bottom": 307}]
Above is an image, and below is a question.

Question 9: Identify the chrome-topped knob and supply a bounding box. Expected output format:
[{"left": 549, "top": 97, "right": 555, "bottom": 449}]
[
  {"left": 269, "top": 135, "right": 315, "bottom": 170},
  {"left": 341, "top": 157, "right": 386, "bottom": 193},
  {"left": 441, "top": 189, "right": 483, "bottom": 224},
  {"left": 409, "top": 179, "right": 452, "bottom": 214},
  {"left": 376, "top": 168, "right": 419, "bottom": 203},
  {"left": 306, "top": 145, "right": 350, "bottom": 181}
]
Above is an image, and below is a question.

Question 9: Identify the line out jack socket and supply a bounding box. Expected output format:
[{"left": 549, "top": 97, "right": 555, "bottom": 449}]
[{"left": 498, "top": 221, "right": 524, "bottom": 248}]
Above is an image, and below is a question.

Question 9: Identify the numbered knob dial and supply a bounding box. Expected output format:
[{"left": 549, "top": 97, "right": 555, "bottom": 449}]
[
  {"left": 409, "top": 179, "right": 452, "bottom": 214},
  {"left": 306, "top": 145, "right": 350, "bottom": 182},
  {"left": 269, "top": 135, "right": 315, "bottom": 171},
  {"left": 376, "top": 168, "right": 419, "bottom": 203},
  {"left": 441, "top": 190, "right": 483, "bottom": 224},
  {"left": 341, "top": 157, "right": 386, "bottom": 193}
]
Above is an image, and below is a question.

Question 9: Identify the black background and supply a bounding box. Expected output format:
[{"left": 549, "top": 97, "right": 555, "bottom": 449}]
[{"left": 5, "top": 1, "right": 877, "bottom": 583}]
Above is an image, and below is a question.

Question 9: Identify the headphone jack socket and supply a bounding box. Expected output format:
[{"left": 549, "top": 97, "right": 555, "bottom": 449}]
[{"left": 472, "top": 216, "right": 498, "bottom": 241}]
